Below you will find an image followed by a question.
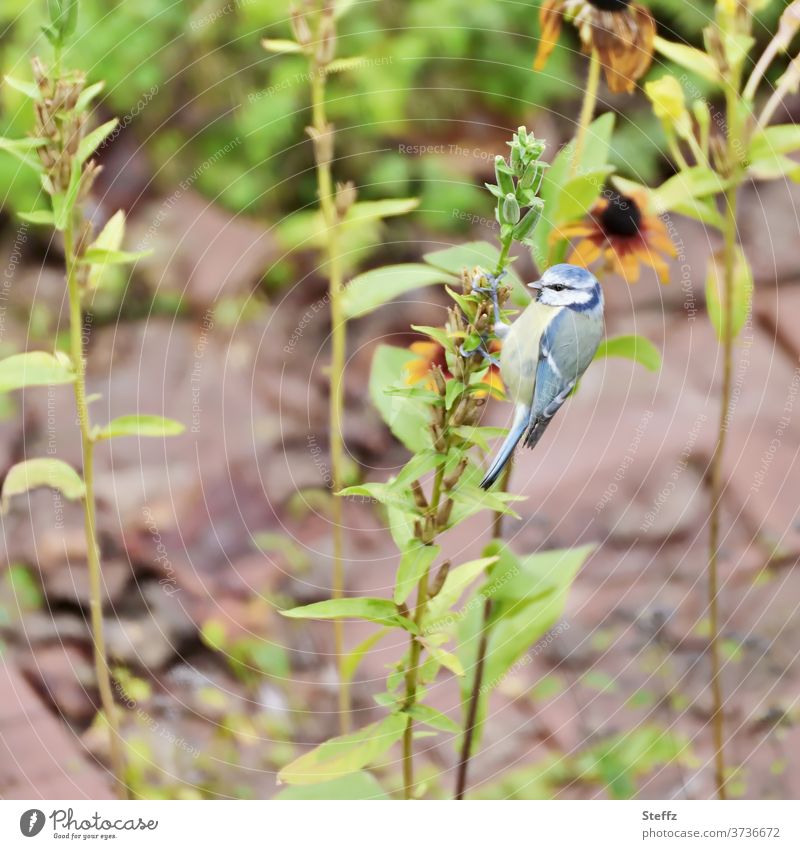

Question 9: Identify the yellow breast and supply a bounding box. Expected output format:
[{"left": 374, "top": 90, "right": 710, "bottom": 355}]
[{"left": 500, "top": 301, "right": 562, "bottom": 405}]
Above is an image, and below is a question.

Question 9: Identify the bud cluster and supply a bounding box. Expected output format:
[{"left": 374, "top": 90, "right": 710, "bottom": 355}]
[
  {"left": 31, "top": 57, "right": 98, "bottom": 264},
  {"left": 485, "top": 126, "right": 548, "bottom": 247}
]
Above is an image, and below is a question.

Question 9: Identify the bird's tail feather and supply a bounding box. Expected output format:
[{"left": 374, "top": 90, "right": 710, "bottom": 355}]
[{"left": 480, "top": 406, "right": 529, "bottom": 490}]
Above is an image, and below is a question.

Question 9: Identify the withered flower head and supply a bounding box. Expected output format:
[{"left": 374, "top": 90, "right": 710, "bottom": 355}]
[
  {"left": 555, "top": 190, "right": 677, "bottom": 284},
  {"left": 535, "top": 0, "right": 656, "bottom": 94}
]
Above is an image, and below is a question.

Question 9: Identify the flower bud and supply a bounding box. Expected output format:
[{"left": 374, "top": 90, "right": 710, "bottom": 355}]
[{"left": 501, "top": 193, "right": 520, "bottom": 225}]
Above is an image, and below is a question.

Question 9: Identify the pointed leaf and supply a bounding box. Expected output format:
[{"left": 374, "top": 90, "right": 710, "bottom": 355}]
[
  {"left": 594, "top": 335, "right": 661, "bottom": 372},
  {"left": 706, "top": 247, "right": 753, "bottom": 342},
  {"left": 0, "top": 351, "right": 74, "bottom": 393},
  {"left": 80, "top": 246, "right": 151, "bottom": 266},
  {"left": 2, "top": 458, "right": 85, "bottom": 511},
  {"left": 18, "top": 209, "right": 55, "bottom": 225},
  {"left": 77, "top": 118, "right": 118, "bottom": 164},
  {"left": 281, "top": 597, "right": 416, "bottom": 631},
  {"left": 261, "top": 38, "right": 303, "bottom": 53},
  {"left": 342, "top": 264, "right": 449, "bottom": 319},
  {"left": 3, "top": 75, "right": 42, "bottom": 100},
  {"left": 278, "top": 714, "right": 406, "bottom": 785},
  {"left": 394, "top": 543, "right": 440, "bottom": 605},
  {"left": 94, "top": 415, "right": 184, "bottom": 441},
  {"left": 275, "top": 771, "right": 388, "bottom": 799},
  {"left": 654, "top": 36, "right": 720, "bottom": 84}
]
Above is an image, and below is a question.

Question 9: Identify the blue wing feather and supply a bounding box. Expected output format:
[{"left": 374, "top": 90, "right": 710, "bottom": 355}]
[{"left": 523, "top": 310, "right": 581, "bottom": 449}]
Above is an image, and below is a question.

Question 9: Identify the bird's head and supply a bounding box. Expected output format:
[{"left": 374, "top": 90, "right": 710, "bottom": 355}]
[{"left": 528, "top": 264, "right": 602, "bottom": 310}]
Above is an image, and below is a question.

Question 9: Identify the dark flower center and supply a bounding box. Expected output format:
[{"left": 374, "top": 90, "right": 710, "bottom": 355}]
[
  {"left": 600, "top": 192, "right": 642, "bottom": 237},
  {"left": 587, "top": 0, "right": 630, "bottom": 11}
]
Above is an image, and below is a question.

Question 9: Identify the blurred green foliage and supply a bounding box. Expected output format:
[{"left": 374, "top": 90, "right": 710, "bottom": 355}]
[{"left": 1, "top": 0, "right": 791, "bottom": 247}]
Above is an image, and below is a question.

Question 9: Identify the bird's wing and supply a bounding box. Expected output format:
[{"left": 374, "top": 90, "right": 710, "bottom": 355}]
[{"left": 523, "top": 309, "right": 583, "bottom": 449}]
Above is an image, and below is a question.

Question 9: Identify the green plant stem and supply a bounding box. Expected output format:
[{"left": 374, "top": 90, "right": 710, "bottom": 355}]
[
  {"left": 571, "top": 50, "right": 601, "bottom": 177},
  {"left": 453, "top": 458, "right": 512, "bottom": 801},
  {"left": 402, "top": 465, "right": 446, "bottom": 799},
  {"left": 706, "top": 73, "right": 744, "bottom": 802},
  {"left": 64, "top": 220, "right": 126, "bottom": 798},
  {"left": 309, "top": 66, "right": 350, "bottom": 734}
]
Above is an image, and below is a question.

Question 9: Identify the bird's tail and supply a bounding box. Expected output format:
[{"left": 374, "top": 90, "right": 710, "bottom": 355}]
[{"left": 480, "top": 405, "right": 529, "bottom": 490}]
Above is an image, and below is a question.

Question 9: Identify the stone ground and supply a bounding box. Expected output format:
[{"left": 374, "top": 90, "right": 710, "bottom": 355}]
[{"left": 1, "top": 171, "right": 799, "bottom": 799}]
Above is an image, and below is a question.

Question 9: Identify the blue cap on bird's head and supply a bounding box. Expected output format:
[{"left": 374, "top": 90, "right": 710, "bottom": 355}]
[{"left": 528, "top": 264, "right": 602, "bottom": 307}]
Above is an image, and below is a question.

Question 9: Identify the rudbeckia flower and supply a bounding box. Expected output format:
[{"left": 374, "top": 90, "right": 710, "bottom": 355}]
[
  {"left": 555, "top": 191, "right": 676, "bottom": 284},
  {"left": 535, "top": 0, "right": 656, "bottom": 94},
  {"left": 405, "top": 341, "right": 504, "bottom": 396}
]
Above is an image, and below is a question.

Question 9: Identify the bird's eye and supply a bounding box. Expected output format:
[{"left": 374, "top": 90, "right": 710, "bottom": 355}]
[{"left": 550, "top": 284, "right": 566, "bottom": 292}]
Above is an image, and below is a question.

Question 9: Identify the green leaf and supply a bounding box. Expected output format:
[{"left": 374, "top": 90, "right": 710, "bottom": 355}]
[
  {"left": 345, "top": 199, "right": 419, "bottom": 226},
  {"left": 424, "top": 241, "right": 529, "bottom": 305},
  {"left": 0, "top": 351, "right": 74, "bottom": 393},
  {"left": 278, "top": 714, "right": 406, "bottom": 785},
  {"left": 75, "top": 81, "right": 105, "bottom": 112},
  {"left": 77, "top": 119, "right": 118, "bottom": 164},
  {"left": 555, "top": 167, "right": 614, "bottom": 226},
  {"left": 428, "top": 644, "right": 465, "bottom": 677},
  {"left": 281, "top": 597, "right": 416, "bottom": 631},
  {"left": 80, "top": 246, "right": 150, "bottom": 265},
  {"left": 342, "top": 264, "right": 450, "bottom": 320},
  {"left": 18, "top": 209, "right": 55, "bottom": 225},
  {"left": 2, "top": 458, "right": 85, "bottom": 511},
  {"left": 394, "top": 543, "right": 440, "bottom": 605},
  {"left": 94, "top": 415, "right": 185, "bottom": 441},
  {"left": 424, "top": 556, "right": 499, "bottom": 629},
  {"left": 86, "top": 210, "right": 127, "bottom": 289},
  {"left": 275, "top": 771, "right": 388, "bottom": 800},
  {"left": 535, "top": 114, "right": 615, "bottom": 266},
  {"left": 651, "top": 167, "right": 725, "bottom": 214},
  {"left": 325, "top": 56, "right": 369, "bottom": 74},
  {"left": 594, "top": 335, "right": 661, "bottom": 372},
  {"left": 368, "top": 345, "right": 430, "bottom": 453},
  {"left": 341, "top": 629, "right": 390, "bottom": 685},
  {"left": 653, "top": 36, "right": 720, "bottom": 84},
  {"left": 405, "top": 703, "right": 460, "bottom": 734},
  {"left": 0, "top": 136, "right": 46, "bottom": 172},
  {"left": 52, "top": 160, "right": 82, "bottom": 230},
  {"left": 706, "top": 247, "right": 753, "bottom": 342},
  {"left": 261, "top": 38, "right": 303, "bottom": 53},
  {"left": 3, "top": 75, "right": 41, "bottom": 100}
]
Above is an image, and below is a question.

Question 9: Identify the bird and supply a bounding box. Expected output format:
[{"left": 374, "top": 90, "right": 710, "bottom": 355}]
[{"left": 477, "top": 264, "right": 604, "bottom": 490}]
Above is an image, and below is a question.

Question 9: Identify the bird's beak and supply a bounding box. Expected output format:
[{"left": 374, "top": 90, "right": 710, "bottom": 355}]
[{"left": 528, "top": 279, "right": 543, "bottom": 290}]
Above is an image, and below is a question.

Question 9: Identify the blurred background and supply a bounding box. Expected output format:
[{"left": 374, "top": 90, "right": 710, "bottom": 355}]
[{"left": 1, "top": 0, "right": 800, "bottom": 800}]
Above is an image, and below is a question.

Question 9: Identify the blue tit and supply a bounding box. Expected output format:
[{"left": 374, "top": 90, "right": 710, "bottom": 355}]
[{"left": 479, "top": 264, "right": 604, "bottom": 490}]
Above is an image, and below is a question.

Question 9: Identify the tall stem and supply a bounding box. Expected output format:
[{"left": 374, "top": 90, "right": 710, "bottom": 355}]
[
  {"left": 453, "top": 458, "right": 511, "bottom": 801},
  {"left": 571, "top": 50, "right": 601, "bottom": 177},
  {"left": 401, "top": 466, "right": 445, "bottom": 799},
  {"left": 309, "top": 67, "right": 350, "bottom": 734},
  {"left": 64, "top": 221, "right": 126, "bottom": 797},
  {"left": 706, "top": 73, "right": 743, "bottom": 801},
  {"left": 453, "top": 243, "right": 517, "bottom": 800}
]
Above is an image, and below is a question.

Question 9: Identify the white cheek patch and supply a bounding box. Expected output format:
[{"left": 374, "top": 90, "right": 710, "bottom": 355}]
[{"left": 541, "top": 288, "right": 593, "bottom": 307}]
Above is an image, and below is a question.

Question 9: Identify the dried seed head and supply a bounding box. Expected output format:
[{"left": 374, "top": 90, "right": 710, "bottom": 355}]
[
  {"left": 335, "top": 180, "right": 357, "bottom": 218},
  {"left": 411, "top": 480, "right": 428, "bottom": 510},
  {"left": 429, "top": 560, "right": 451, "bottom": 598}
]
